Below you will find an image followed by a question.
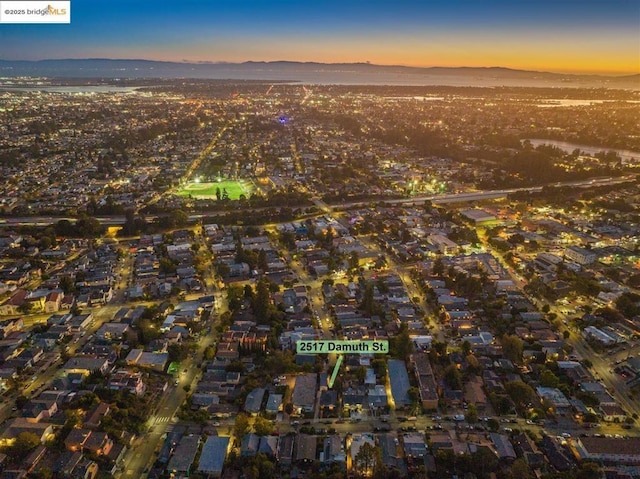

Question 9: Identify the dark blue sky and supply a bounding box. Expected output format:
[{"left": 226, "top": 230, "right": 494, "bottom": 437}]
[{"left": 1, "top": 0, "right": 638, "bottom": 73}]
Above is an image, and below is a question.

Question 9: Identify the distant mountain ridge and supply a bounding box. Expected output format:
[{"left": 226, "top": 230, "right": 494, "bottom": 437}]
[
  {"left": 0, "top": 58, "right": 637, "bottom": 87},
  {"left": 239, "top": 61, "right": 638, "bottom": 79}
]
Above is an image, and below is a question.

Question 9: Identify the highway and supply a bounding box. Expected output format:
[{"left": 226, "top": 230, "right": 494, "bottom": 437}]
[
  {"left": 2, "top": 175, "right": 635, "bottom": 227},
  {"left": 313, "top": 175, "right": 637, "bottom": 211}
]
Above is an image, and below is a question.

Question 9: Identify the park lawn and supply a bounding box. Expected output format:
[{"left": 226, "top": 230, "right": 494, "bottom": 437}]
[{"left": 176, "top": 180, "right": 251, "bottom": 200}]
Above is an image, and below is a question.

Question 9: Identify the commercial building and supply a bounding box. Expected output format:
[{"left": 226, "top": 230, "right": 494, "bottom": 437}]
[
  {"left": 575, "top": 437, "right": 640, "bottom": 465},
  {"left": 411, "top": 353, "right": 439, "bottom": 409},
  {"left": 564, "top": 246, "right": 597, "bottom": 265},
  {"left": 461, "top": 209, "right": 497, "bottom": 224}
]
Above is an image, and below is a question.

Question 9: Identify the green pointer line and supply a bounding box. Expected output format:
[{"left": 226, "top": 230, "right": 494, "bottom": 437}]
[{"left": 328, "top": 354, "right": 344, "bottom": 389}]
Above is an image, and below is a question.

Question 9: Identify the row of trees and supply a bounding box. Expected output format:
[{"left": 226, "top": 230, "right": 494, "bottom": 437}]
[
  {"left": 54, "top": 216, "right": 105, "bottom": 238},
  {"left": 119, "top": 208, "right": 189, "bottom": 237}
]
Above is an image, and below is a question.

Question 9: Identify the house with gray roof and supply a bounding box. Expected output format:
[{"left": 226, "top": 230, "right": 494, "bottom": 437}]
[
  {"left": 197, "top": 436, "right": 229, "bottom": 478},
  {"left": 292, "top": 373, "right": 316, "bottom": 414},
  {"left": 388, "top": 359, "right": 411, "bottom": 407},
  {"left": 241, "top": 433, "right": 260, "bottom": 457},
  {"left": 265, "top": 393, "right": 283, "bottom": 414},
  {"left": 490, "top": 433, "right": 516, "bottom": 460},
  {"left": 244, "top": 387, "right": 266, "bottom": 415},
  {"left": 167, "top": 434, "right": 201, "bottom": 476}
]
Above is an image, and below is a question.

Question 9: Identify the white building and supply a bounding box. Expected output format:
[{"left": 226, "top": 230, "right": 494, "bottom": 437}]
[{"left": 564, "top": 246, "right": 596, "bottom": 265}]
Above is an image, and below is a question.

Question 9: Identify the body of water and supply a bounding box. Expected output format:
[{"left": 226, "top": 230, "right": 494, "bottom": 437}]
[
  {"left": 536, "top": 99, "right": 611, "bottom": 107},
  {"left": 1, "top": 62, "right": 638, "bottom": 89},
  {"left": 527, "top": 139, "right": 640, "bottom": 162},
  {"left": 0, "top": 85, "right": 139, "bottom": 93}
]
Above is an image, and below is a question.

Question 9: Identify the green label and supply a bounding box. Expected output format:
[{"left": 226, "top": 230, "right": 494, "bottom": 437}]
[{"left": 296, "top": 340, "right": 389, "bottom": 354}]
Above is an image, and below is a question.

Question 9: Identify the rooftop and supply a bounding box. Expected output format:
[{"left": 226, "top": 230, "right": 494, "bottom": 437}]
[{"left": 197, "top": 436, "right": 229, "bottom": 474}]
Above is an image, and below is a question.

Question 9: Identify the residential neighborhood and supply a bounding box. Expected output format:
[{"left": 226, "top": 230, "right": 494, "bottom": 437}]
[{"left": 0, "top": 78, "right": 639, "bottom": 479}]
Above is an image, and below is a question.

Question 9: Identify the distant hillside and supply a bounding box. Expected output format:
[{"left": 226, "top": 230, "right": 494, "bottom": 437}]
[{"left": 0, "top": 58, "right": 637, "bottom": 88}]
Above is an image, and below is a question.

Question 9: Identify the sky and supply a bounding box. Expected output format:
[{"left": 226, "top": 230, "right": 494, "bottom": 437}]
[{"left": 1, "top": 0, "right": 638, "bottom": 75}]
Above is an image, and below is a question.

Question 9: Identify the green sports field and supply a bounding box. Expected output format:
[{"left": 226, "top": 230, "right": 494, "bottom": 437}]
[{"left": 176, "top": 180, "right": 253, "bottom": 200}]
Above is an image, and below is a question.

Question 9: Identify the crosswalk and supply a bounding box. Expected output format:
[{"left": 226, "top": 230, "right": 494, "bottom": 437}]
[{"left": 154, "top": 416, "right": 173, "bottom": 425}]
